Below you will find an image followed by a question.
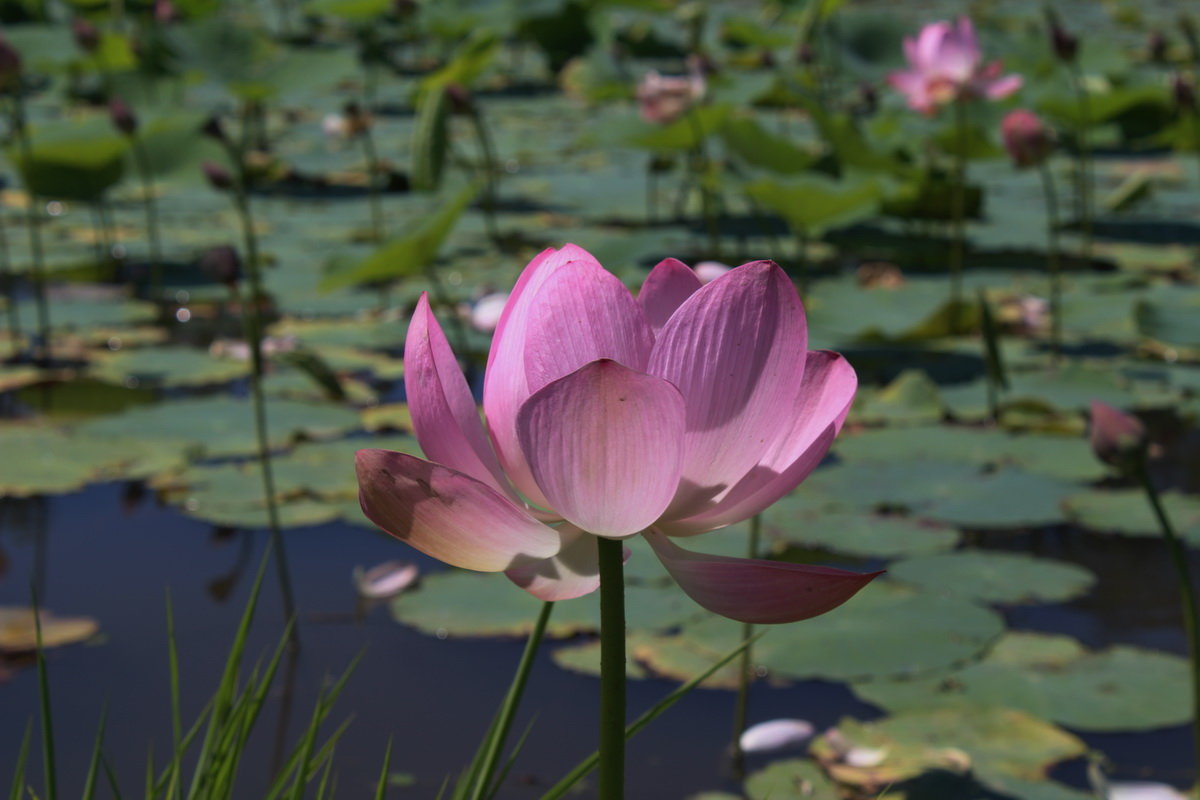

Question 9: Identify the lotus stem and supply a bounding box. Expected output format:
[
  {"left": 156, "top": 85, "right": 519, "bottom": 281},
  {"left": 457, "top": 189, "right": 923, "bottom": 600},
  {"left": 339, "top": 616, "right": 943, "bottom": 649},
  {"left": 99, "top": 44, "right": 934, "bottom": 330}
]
[
  {"left": 1136, "top": 466, "right": 1200, "bottom": 776},
  {"left": 359, "top": 108, "right": 385, "bottom": 243},
  {"left": 1067, "top": 62, "right": 1093, "bottom": 261},
  {"left": 730, "top": 513, "right": 762, "bottom": 778},
  {"left": 466, "top": 104, "right": 501, "bottom": 245},
  {"left": 10, "top": 92, "right": 52, "bottom": 366},
  {"left": 597, "top": 535, "right": 627, "bottom": 799},
  {"left": 1037, "top": 162, "right": 1063, "bottom": 360},
  {"left": 949, "top": 97, "right": 967, "bottom": 334},
  {"left": 0, "top": 207, "right": 21, "bottom": 350},
  {"left": 685, "top": 109, "right": 720, "bottom": 258},
  {"left": 131, "top": 136, "right": 164, "bottom": 301}
]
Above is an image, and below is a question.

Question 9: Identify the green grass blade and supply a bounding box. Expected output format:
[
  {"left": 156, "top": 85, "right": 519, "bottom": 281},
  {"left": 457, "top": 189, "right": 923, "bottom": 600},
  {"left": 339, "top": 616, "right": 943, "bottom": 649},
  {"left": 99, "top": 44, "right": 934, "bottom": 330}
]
[
  {"left": 8, "top": 719, "right": 32, "bottom": 800},
  {"left": 484, "top": 716, "right": 537, "bottom": 800},
  {"left": 100, "top": 754, "right": 122, "bottom": 799},
  {"left": 81, "top": 705, "right": 107, "bottom": 800},
  {"left": 165, "top": 591, "right": 183, "bottom": 779},
  {"left": 314, "top": 753, "right": 336, "bottom": 800},
  {"left": 31, "top": 589, "right": 56, "bottom": 800},
  {"left": 285, "top": 687, "right": 328, "bottom": 800},
  {"left": 373, "top": 738, "right": 393, "bottom": 800},
  {"left": 538, "top": 632, "right": 763, "bottom": 800}
]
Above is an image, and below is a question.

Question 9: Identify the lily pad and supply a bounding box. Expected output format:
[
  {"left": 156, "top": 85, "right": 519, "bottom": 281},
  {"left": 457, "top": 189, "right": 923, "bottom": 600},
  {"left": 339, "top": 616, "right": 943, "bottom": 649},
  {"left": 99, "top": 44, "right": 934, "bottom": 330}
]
[
  {"left": 888, "top": 551, "right": 1095, "bottom": 605},
  {"left": 1063, "top": 490, "right": 1200, "bottom": 544},
  {"left": 0, "top": 607, "right": 99, "bottom": 652},
  {"left": 89, "top": 346, "right": 250, "bottom": 388},
  {"left": 763, "top": 507, "right": 960, "bottom": 558},
  {"left": 744, "top": 759, "right": 841, "bottom": 800}
]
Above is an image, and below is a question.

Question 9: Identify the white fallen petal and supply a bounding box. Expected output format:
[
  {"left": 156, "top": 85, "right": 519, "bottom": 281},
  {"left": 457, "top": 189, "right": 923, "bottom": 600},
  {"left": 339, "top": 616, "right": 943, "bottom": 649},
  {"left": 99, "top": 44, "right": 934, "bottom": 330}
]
[
  {"left": 1108, "top": 783, "right": 1188, "bottom": 800},
  {"left": 353, "top": 561, "right": 419, "bottom": 599},
  {"left": 739, "top": 719, "right": 815, "bottom": 753},
  {"left": 844, "top": 746, "right": 889, "bottom": 768},
  {"left": 470, "top": 292, "right": 509, "bottom": 333},
  {"left": 694, "top": 261, "right": 732, "bottom": 284}
]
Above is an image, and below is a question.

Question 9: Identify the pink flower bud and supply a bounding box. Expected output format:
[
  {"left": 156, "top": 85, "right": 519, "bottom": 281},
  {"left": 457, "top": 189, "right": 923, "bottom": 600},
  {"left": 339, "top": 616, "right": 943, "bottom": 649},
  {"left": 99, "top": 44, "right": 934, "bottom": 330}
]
[
  {"left": 109, "top": 97, "right": 138, "bottom": 137},
  {"left": 1089, "top": 401, "right": 1148, "bottom": 471},
  {"left": 1049, "top": 21, "right": 1078, "bottom": 62},
  {"left": 200, "top": 245, "right": 242, "bottom": 287},
  {"left": 154, "top": 0, "right": 177, "bottom": 24},
  {"left": 1001, "top": 109, "right": 1055, "bottom": 169},
  {"left": 202, "top": 161, "right": 234, "bottom": 191},
  {"left": 72, "top": 18, "right": 100, "bottom": 53}
]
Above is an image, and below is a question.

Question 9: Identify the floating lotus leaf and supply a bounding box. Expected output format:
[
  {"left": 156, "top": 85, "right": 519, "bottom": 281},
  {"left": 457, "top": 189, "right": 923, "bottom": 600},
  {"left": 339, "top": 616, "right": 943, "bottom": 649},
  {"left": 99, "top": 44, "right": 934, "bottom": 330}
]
[
  {"left": 1137, "top": 288, "right": 1200, "bottom": 350},
  {"left": 183, "top": 499, "right": 342, "bottom": 529},
  {"left": 744, "top": 759, "right": 841, "bottom": 800},
  {"left": 13, "top": 297, "right": 156, "bottom": 333},
  {"left": 1064, "top": 490, "right": 1200, "bottom": 544},
  {"left": 922, "top": 470, "right": 1074, "bottom": 529},
  {"left": 763, "top": 506, "right": 960, "bottom": 558},
  {"left": 361, "top": 404, "right": 414, "bottom": 433},
  {"left": 0, "top": 366, "right": 47, "bottom": 392},
  {"left": 806, "top": 277, "right": 975, "bottom": 344},
  {"left": 849, "top": 370, "right": 946, "bottom": 426},
  {"left": 89, "top": 346, "right": 250, "bottom": 388},
  {"left": 551, "top": 634, "right": 650, "bottom": 679},
  {"left": 0, "top": 425, "right": 183, "bottom": 496},
  {"left": 800, "top": 459, "right": 975, "bottom": 513},
  {"left": 263, "top": 370, "right": 377, "bottom": 404},
  {"left": 0, "top": 607, "right": 99, "bottom": 653},
  {"left": 852, "top": 634, "right": 1191, "bottom": 732},
  {"left": 78, "top": 397, "right": 361, "bottom": 459},
  {"left": 269, "top": 316, "right": 410, "bottom": 351},
  {"left": 888, "top": 551, "right": 1095, "bottom": 605}
]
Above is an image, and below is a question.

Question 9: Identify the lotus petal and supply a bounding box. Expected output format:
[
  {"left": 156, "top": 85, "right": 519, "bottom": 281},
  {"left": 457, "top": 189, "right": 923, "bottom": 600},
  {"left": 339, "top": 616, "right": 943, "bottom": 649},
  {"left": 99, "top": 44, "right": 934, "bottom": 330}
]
[
  {"left": 740, "top": 719, "right": 816, "bottom": 753},
  {"left": 506, "top": 525, "right": 629, "bottom": 601},
  {"left": 639, "top": 258, "right": 702, "bottom": 335}
]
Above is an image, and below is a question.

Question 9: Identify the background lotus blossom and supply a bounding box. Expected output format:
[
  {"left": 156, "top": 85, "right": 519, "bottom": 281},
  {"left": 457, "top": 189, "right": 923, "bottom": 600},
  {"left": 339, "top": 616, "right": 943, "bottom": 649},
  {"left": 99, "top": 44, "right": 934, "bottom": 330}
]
[
  {"left": 637, "top": 69, "right": 706, "bottom": 124},
  {"left": 888, "top": 17, "right": 1022, "bottom": 114},
  {"left": 357, "top": 245, "right": 877, "bottom": 624},
  {"left": 1002, "top": 109, "right": 1055, "bottom": 169}
]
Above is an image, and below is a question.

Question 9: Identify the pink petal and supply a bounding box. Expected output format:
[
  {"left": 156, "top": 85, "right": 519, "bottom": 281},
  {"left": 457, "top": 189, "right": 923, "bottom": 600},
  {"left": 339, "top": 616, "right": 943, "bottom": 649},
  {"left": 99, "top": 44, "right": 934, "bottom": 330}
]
[
  {"left": 405, "top": 293, "right": 513, "bottom": 497},
  {"left": 639, "top": 258, "right": 702, "bottom": 335},
  {"left": 517, "top": 360, "right": 686, "bottom": 538},
  {"left": 483, "top": 244, "right": 602, "bottom": 506},
  {"left": 915, "top": 21, "right": 952, "bottom": 71},
  {"left": 505, "top": 525, "right": 629, "bottom": 601},
  {"left": 983, "top": 72, "right": 1023, "bottom": 100},
  {"left": 356, "top": 449, "right": 562, "bottom": 572},
  {"left": 648, "top": 261, "right": 809, "bottom": 518},
  {"left": 661, "top": 351, "right": 856, "bottom": 535},
  {"left": 645, "top": 532, "right": 881, "bottom": 624}
]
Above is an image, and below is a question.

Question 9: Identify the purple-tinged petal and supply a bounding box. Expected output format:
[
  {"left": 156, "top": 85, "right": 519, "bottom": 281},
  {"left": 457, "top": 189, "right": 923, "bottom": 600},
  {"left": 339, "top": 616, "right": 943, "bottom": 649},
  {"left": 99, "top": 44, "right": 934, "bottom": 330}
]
[
  {"left": 521, "top": 259, "right": 654, "bottom": 392},
  {"left": 661, "top": 352, "right": 856, "bottom": 535},
  {"left": 517, "top": 360, "right": 685, "bottom": 538},
  {"left": 639, "top": 258, "right": 702, "bottom": 335},
  {"left": 356, "top": 449, "right": 561, "bottom": 572},
  {"left": 483, "top": 244, "right": 602, "bottom": 506},
  {"left": 648, "top": 261, "right": 808, "bottom": 518},
  {"left": 405, "top": 293, "right": 513, "bottom": 496},
  {"left": 506, "top": 525, "right": 628, "bottom": 601},
  {"left": 645, "top": 532, "right": 881, "bottom": 624},
  {"left": 983, "top": 72, "right": 1023, "bottom": 100}
]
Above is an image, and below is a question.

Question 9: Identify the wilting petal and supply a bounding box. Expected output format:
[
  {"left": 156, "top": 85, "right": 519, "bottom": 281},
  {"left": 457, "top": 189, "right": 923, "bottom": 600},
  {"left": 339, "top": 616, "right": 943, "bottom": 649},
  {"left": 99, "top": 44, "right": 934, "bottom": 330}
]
[
  {"left": 356, "top": 449, "right": 561, "bottom": 572},
  {"left": 517, "top": 360, "right": 685, "bottom": 538},
  {"left": 661, "top": 352, "right": 856, "bottom": 535},
  {"left": 506, "top": 525, "right": 628, "bottom": 601},
  {"left": 521, "top": 259, "right": 654, "bottom": 392},
  {"left": 483, "top": 244, "right": 601, "bottom": 506},
  {"left": 740, "top": 719, "right": 816, "bottom": 754},
  {"left": 645, "top": 532, "right": 880, "bottom": 624},
  {"left": 648, "top": 261, "right": 808, "bottom": 518},
  {"left": 353, "top": 561, "right": 419, "bottom": 600},
  {"left": 639, "top": 258, "right": 702, "bottom": 335},
  {"left": 405, "top": 293, "right": 512, "bottom": 496}
]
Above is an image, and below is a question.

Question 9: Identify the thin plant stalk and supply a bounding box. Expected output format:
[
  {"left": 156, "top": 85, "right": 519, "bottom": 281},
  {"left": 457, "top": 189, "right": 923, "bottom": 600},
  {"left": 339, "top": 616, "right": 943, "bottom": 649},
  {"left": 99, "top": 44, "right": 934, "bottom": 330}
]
[
  {"left": 130, "top": 136, "right": 164, "bottom": 299},
  {"left": 597, "top": 536, "right": 627, "bottom": 799},
  {"left": 795, "top": 230, "right": 810, "bottom": 296},
  {"left": 1036, "top": 161, "right": 1063, "bottom": 359},
  {"left": 729, "top": 513, "right": 762, "bottom": 779},
  {"left": 685, "top": 109, "right": 719, "bottom": 257},
  {"left": 0, "top": 210, "right": 21, "bottom": 351},
  {"left": 1066, "top": 62, "right": 1093, "bottom": 260},
  {"left": 359, "top": 117, "right": 385, "bottom": 242},
  {"left": 10, "top": 93, "right": 52, "bottom": 366},
  {"left": 466, "top": 601, "right": 555, "bottom": 800},
  {"left": 1136, "top": 466, "right": 1200, "bottom": 775},
  {"left": 224, "top": 143, "right": 300, "bottom": 647},
  {"left": 465, "top": 105, "right": 501, "bottom": 244},
  {"left": 948, "top": 97, "right": 968, "bottom": 333},
  {"left": 33, "top": 588, "right": 57, "bottom": 800}
]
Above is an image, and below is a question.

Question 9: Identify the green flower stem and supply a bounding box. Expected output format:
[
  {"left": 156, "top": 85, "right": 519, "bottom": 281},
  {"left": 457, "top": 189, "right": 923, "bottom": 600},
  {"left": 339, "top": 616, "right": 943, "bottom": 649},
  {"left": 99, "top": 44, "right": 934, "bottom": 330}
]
[
  {"left": 685, "top": 109, "right": 719, "bottom": 258},
  {"left": 949, "top": 97, "right": 968, "bottom": 334},
  {"left": 597, "top": 535, "right": 627, "bottom": 800},
  {"left": 729, "top": 513, "right": 762, "bottom": 779},
  {"left": 465, "top": 105, "right": 501, "bottom": 245},
  {"left": 1036, "top": 162, "right": 1063, "bottom": 359},
  {"left": 226, "top": 145, "right": 299, "bottom": 649},
  {"left": 130, "top": 136, "right": 164, "bottom": 301},
  {"left": 1067, "top": 63, "right": 1093, "bottom": 261},
  {"left": 0, "top": 209, "right": 21, "bottom": 350},
  {"left": 467, "top": 601, "right": 555, "bottom": 800},
  {"left": 1136, "top": 466, "right": 1200, "bottom": 775},
  {"left": 359, "top": 117, "right": 385, "bottom": 242},
  {"left": 10, "top": 93, "right": 52, "bottom": 366}
]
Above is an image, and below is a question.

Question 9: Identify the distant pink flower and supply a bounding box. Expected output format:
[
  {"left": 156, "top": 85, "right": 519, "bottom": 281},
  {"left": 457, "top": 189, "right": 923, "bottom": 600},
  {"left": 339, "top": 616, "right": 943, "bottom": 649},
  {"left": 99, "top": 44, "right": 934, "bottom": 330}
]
[
  {"left": 636, "top": 69, "right": 706, "bottom": 124},
  {"left": 1001, "top": 109, "right": 1055, "bottom": 168},
  {"left": 356, "top": 246, "right": 877, "bottom": 623},
  {"left": 1089, "top": 400, "right": 1148, "bottom": 471},
  {"left": 888, "top": 18, "right": 1022, "bottom": 115}
]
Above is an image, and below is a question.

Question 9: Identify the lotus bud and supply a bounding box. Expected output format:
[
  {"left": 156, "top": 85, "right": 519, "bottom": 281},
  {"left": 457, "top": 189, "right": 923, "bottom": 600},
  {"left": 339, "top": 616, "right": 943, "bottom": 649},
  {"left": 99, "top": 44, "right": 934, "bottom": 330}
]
[
  {"left": 200, "top": 245, "right": 242, "bottom": 288},
  {"left": 154, "top": 0, "right": 178, "bottom": 24},
  {"left": 1173, "top": 72, "right": 1197, "bottom": 113},
  {"left": 202, "top": 161, "right": 234, "bottom": 191},
  {"left": 1089, "top": 401, "right": 1148, "bottom": 472},
  {"left": 1045, "top": 10, "right": 1078, "bottom": 62},
  {"left": 72, "top": 18, "right": 100, "bottom": 54},
  {"left": 0, "top": 36, "right": 21, "bottom": 93},
  {"left": 1001, "top": 109, "right": 1055, "bottom": 169},
  {"left": 109, "top": 97, "right": 138, "bottom": 137},
  {"left": 200, "top": 115, "right": 228, "bottom": 144}
]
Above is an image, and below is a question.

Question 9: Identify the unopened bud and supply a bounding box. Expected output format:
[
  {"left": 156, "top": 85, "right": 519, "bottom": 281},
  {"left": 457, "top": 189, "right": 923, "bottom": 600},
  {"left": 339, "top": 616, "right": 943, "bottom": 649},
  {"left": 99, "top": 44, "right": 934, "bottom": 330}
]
[
  {"left": 200, "top": 115, "right": 227, "bottom": 143},
  {"left": 200, "top": 245, "right": 242, "bottom": 288},
  {"left": 72, "top": 18, "right": 100, "bottom": 53},
  {"left": 0, "top": 36, "right": 21, "bottom": 92},
  {"left": 1044, "top": 10, "right": 1078, "bottom": 62},
  {"left": 1173, "top": 72, "right": 1197, "bottom": 113},
  {"left": 109, "top": 97, "right": 138, "bottom": 136},
  {"left": 154, "top": 0, "right": 177, "bottom": 24},
  {"left": 1001, "top": 109, "right": 1055, "bottom": 169},
  {"left": 202, "top": 161, "right": 234, "bottom": 191},
  {"left": 1089, "top": 401, "right": 1148, "bottom": 472}
]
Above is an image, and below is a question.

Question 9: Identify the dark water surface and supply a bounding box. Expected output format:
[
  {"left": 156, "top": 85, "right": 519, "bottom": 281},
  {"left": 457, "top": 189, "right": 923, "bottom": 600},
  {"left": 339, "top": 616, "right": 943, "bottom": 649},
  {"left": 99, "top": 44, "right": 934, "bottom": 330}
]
[{"left": 0, "top": 481, "right": 1194, "bottom": 798}]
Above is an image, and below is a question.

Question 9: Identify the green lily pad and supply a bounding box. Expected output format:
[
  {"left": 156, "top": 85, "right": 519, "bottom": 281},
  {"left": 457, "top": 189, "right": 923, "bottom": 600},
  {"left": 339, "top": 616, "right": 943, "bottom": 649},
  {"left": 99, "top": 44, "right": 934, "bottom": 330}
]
[
  {"left": 888, "top": 551, "right": 1095, "bottom": 605},
  {"left": 0, "top": 607, "right": 100, "bottom": 653},
  {"left": 849, "top": 370, "right": 946, "bottom": 426},
  {"left": 922, "top": 470, "right": 1075, "bottom": 529},
  {"left": 1063, "top": 490, "right": 1200, "bottom": 544},
  {"left": 88, "top": 346, "right": 250, "bottom": 388},
  {"left": 763, "top": 506, "right": 960, "bottom": 558},
  {"left": 745, "top": 759, "right": 841, "bottom": 800},
  {"left": 0, "top": 425, "right": 185, "bottom": 496}
]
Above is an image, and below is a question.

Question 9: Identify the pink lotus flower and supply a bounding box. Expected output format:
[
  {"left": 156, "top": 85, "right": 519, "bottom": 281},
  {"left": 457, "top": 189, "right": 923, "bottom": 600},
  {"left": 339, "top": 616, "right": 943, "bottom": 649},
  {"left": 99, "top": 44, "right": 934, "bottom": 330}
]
[
  {"left": 1089, "top": 400, "right": 1148, "bottom": 471},
  {"left": 888, "top": 18, "right": 1022, "bottom": 115},
  {"left": 636, "top": 69, "right": 706, "bottom": 125},
  {"left": 356, "top": 246, "right": 877, "bottom": 624},
  {"left": 1001, "top": 109, "right": 1055, "bottom": 169}
]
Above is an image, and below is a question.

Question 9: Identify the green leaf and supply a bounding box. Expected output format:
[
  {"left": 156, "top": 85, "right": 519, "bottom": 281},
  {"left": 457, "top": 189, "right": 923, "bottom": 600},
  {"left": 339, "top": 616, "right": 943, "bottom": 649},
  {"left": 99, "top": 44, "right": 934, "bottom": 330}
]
[
  {"left": 889, "top": 551, "right": 1095, "bottom": 605},
  {"left": 1063, "top": 489, "right": 1200, "bottom": 544},
  {"left": 10, "top": 120, "right": 128, "bottom": 202},
  {"left": 719, "top": 115, "right": 817, "bottom": 174},
  {"left": 743, "top": 174, "right": 882, "bottom": 236},
  {"left": 411, "top": 85, "right": 451, "bottom": 193}
]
